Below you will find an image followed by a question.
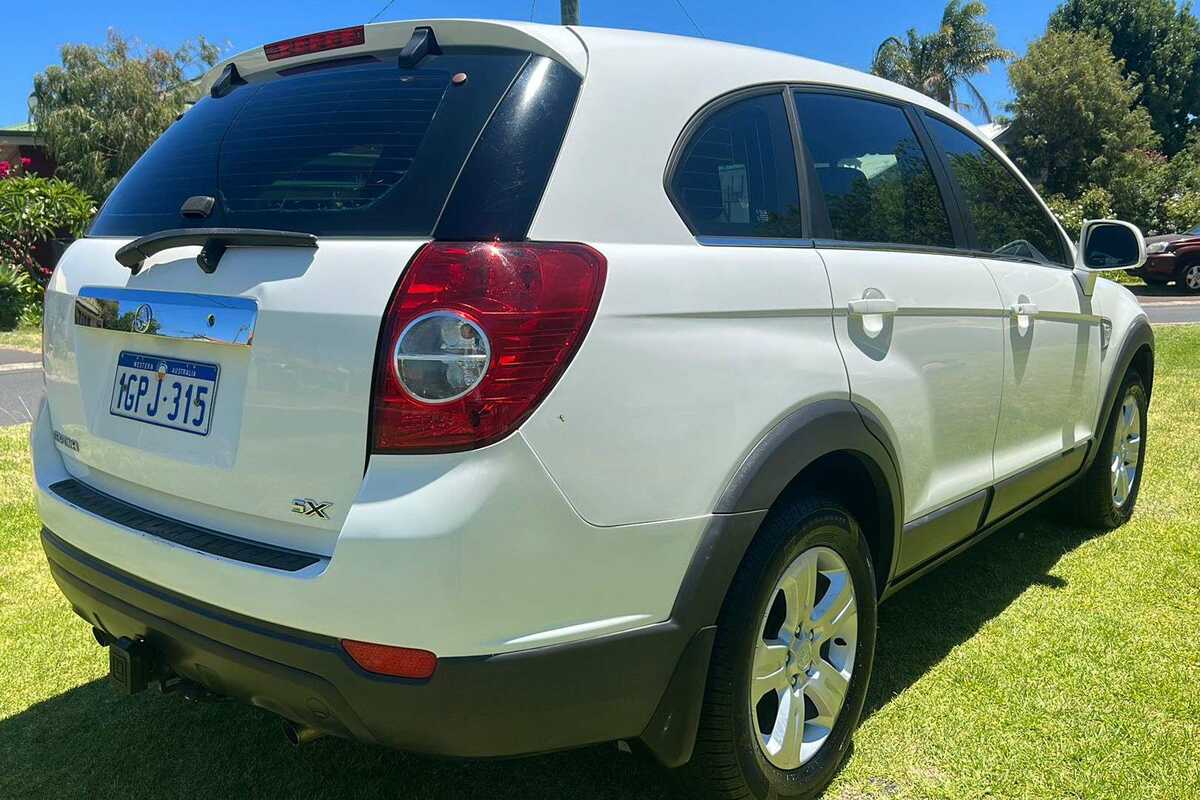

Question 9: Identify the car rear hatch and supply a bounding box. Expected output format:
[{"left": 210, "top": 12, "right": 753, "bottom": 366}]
[{"left": 42, "top": 20, "right": 585, "bottom": 556}]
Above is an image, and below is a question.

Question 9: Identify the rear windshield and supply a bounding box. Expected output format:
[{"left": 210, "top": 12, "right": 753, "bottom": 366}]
[{"left": 90, "top": 49, "right": 530, "bottom": 237}]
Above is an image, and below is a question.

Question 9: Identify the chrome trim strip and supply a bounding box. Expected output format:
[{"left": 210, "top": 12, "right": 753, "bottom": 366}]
[
  {"left": 829, "top": 306, "right": 1008, "bottom": 318},
  {"left": 1035, "top": 310, "right": 1106, "bottom": 325},
  {"left": 695, "top": 235, "right": 816, "bottom": 249},
  {"left": 894, "top": 307, "right": 1010, "bottom": 319},
  {"left": 828, "top": 306, "right": 1102, "bottom": 322},
  {"left": 74, "top": 287, "right": 258, "bottom": 347}
]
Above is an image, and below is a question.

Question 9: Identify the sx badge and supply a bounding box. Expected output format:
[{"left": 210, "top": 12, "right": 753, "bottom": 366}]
[{"left": 292, "top": 498, "right": 333, "bottom": 519}]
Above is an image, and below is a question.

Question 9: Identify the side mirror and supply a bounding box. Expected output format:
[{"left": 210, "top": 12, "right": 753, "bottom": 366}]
[{"left": 1077, "top": 219, "right": 1146, "bottom": 271}]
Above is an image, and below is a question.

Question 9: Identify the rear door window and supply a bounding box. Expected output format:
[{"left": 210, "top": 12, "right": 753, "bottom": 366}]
[
  {"left": 669, "top": 92, "right": 803, "bottom": 239},
  {"left": 793, "top": 91, "right": 955, "bottom": 249},
  {"left": 91, "top": 51, "right": 530, "bottom": 237},
  {"left": 923, "top": 114, "right": 1070, "bottom": 265}
]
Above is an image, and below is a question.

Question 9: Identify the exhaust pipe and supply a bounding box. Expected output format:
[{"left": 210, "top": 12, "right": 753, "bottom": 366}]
[{"left": 282, "top": 719, "right": 325, "bottom": 747}]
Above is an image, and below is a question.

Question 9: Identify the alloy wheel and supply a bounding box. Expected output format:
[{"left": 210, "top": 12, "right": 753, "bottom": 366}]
[
  {"left": 1184, "top": 264, "right": 1200, "bottom": 291},
  {"left": 1110, "top": 390, "right": 1143, "bottom": 508},
  {"left": 749, "top": 546, "right": 857, "bottom": 770}
]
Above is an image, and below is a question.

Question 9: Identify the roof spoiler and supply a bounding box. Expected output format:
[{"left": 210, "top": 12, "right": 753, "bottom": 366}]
[{"left": 193, "top": 19, "right": 586, "bottom": 97}]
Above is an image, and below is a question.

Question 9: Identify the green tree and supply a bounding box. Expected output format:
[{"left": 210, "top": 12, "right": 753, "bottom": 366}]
[
  {"left": 1007, "top": 30, "right": 1159, "bottom": 206},
  {"left": 30, "top": 30, "right": 219, "bottom": 201},
  {"left": 1158, "top": 132, "right": 1200, "bottom": 231},
  {"left": 1050, "top": 0, "right": 1200, "bottom": 155},
  {"left": 871, "top": 0, "right": 1013, "bottom": 120}
]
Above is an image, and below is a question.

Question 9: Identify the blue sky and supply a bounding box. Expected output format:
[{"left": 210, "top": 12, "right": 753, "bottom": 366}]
[{"left": 2, "top": 0, "right": 1061, "bottom": 127}]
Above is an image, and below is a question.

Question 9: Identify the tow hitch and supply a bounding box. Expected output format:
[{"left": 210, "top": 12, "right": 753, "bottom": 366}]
[
  {"left": 107, "top": 636, "right": 154, "bottom": 695},
  {"left": 94, "top": 627, "right": 213, "bottom": 700}
]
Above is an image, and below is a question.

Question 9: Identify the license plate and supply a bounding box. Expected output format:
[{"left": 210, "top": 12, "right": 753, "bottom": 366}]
[{"left": 109, "top": 351, "right": 219, "bottom": 436}]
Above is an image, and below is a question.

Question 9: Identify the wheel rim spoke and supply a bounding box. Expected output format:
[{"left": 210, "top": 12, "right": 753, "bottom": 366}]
[
  {"left": 811, "top": 569, "right": 855, "bottom": 641},
  {"left": 778, "top": 552, "right": 817, "bottom": 636},
  {"left": 773, "top": 688, "right": 806, "bottom": 766},
  {"left": 805, "top": 659, "right": 849, "bottom": 727},
  {"left": 752, "top": 642, "right": 790, "bottom": 694}
]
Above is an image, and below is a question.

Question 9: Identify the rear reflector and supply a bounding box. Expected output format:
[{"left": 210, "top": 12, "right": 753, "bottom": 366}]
[
  {"left": 371, "top": 242, "right": 607, "bottom": 453},
  {"left": 341, "top": 640, "right": 438, "bottom": 679},
  {"left": 264, "top": 26, "right": 366, "bottom": 61}
]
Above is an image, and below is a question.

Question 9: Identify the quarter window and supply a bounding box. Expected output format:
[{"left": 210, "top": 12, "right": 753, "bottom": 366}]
[
  {"left": 670, "top": 92, "right": 803, "bottom": 238},
  {"left": 793, "top": 92, "right": 954, "bottom": 249},
  {"left": 923, "top": 115, "right": 1070, "bottom": 266}
]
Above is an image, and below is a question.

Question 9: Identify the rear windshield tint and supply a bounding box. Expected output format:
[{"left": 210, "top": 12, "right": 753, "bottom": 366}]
[{"left": 90, "top": 49, "right": 529, "bottom": 237}]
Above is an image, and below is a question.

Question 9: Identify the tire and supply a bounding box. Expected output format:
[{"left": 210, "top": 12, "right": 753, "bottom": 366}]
[
  {"left": 1069, "top": 370, "right": 1148, "bottom": 530},
  {"left": 685, "top": 496, "right": 877, "bottom": 799},
  {"left": 1177, "top": 261, "right": 1200, "bottom": 293}
]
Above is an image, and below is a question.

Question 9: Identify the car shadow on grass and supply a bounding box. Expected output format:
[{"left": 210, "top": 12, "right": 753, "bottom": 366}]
[
  {"left": 0, "top": 511, "right": 1102, "bottom": 800},
  {"left": 862, "top": 509, "right": 1102, "bottom": 719}
]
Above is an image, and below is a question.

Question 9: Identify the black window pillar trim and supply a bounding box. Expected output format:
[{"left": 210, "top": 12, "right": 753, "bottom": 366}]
[
  {"left": 429, "top": 53, "right": 531, "bottom": 238},
  {"left": 780, "top": 87, "right": 816, "bottom": 238},
  {"left": 903, "top": 103, "right": 971, "bottom": 250},
  {"left": 911, "top": 108, "right": 980, "bottom": 252},
  {"left": 784, "top": 87, "right": 833, "bottom": 240}
]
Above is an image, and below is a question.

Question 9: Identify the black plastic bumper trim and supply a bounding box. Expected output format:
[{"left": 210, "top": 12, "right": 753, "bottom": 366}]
[
  {"left": 40, "top": 527, "right": 694, "bottom": 759},
  {"left": 48, "top": 478, "right": 322, "bottom": 572}
]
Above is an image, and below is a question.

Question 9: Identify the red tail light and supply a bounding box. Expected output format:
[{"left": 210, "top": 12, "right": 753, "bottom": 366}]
[
  {"left": 371, "top": 241, "right": 607, "bottom": 453},
  {"left": 264, "top": 26, "right": 366, "bottom": 61},
  {"left": 342, "top": 640, "right": 437, "bottom": 679}
]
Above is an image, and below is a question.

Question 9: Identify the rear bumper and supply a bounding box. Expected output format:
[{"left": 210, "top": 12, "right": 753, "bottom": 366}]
[
  {"left": 43, "top": 526, "right": 708, "bottom": 760},
  {"left": 30, "top": 390, "right": 707, "bottom": 658}
]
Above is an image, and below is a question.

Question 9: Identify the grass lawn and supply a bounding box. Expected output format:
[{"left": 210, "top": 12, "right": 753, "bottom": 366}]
[
  {"left": 0, "top": 324, "right": 41, "bottom": 353},
  {"left": 2, "top": 328, "right": 1197, "bottom": 799}
]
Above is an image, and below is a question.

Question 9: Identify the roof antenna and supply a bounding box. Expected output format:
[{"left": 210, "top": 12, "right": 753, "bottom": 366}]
[{"left": 671, "top": 0, "right": 707, "bottom": 37}]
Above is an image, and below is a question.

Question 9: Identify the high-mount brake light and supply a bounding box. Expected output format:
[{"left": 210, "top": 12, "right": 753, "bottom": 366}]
[
  {"left": 371, "top": 241, "right": 607, "bottom": 453},
  {"left": 264, "top": 26, "right": 366, "bottom": 62}
]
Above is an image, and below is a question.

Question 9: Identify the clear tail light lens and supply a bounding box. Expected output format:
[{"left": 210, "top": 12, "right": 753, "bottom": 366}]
[
  {"left": 371, "top": 241, "right": 607, "bottom": 453},
  {"left": 395, "top": 311, "right": 491, "bottom": 403}
]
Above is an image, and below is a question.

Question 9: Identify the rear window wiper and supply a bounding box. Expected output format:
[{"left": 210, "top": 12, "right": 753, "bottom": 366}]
[{"left": 115, "top": 228, "right": 319, "bottom": 275}]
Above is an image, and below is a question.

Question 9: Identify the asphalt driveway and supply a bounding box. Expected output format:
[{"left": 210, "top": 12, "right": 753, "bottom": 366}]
[
  {"left": 1130, "top": 285, "right": 1200, "bottom": 324},
  {"left": 0, "top": 348, "right": 41, "bottom": 427}
]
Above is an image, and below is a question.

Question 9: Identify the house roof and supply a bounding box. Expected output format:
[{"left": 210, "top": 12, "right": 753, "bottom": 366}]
[
  {"left": 0, "top": 122, "right": 40, "bottom": 145},
  {"left": 978, "top": 122, "right": 1013, "bottom": 145}
]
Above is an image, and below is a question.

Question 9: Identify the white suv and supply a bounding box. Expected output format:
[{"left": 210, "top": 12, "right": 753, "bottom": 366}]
[{"left": 34, "top": 20, "right": 1154, "bottom": 799}]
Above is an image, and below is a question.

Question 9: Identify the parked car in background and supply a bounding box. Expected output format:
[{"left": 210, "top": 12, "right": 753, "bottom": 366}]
[
  {"left": 1131, "top": 224, "right": 1200, "bottom": 292},
  {"left": 33, "top": 20, "right": 1155, "bottom": 800}
]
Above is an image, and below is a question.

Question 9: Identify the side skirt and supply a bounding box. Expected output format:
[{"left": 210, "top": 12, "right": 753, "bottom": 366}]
[{"left": 882, "top": 441, "right": 1090, "bottom": 599}]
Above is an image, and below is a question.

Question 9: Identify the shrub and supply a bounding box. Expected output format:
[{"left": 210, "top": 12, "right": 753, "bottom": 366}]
[
  {"left": 1046, "top": 186, "right": 1114, "bottom": 240},
  {"left": 1164, "top": 192, "right": 1200, "bottom": 233},
  {"left": 0, "top": 175, "right": 95, "bottom": 286},
  {"left": 0, "top": 266, "right": 40, "bottom": 330}
]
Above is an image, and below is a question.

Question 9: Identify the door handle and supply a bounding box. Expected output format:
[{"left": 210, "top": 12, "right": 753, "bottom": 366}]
[
  {"left": 1009, "top": 302, "right": 1039, "bottom": 319},
  {"left": 847, "top": 297, "right": 899, "bottom": 316}
]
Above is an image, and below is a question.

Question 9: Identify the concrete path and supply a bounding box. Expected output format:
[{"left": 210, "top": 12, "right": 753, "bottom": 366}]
[{"left": 0, "top": 348, "right": 41, "bottom": 427}]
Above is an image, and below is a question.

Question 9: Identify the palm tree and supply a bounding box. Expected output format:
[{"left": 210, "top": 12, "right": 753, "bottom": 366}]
[
  {"left": 561, "top": 0, "right": 579, "bottom": 25},
  {"left": 871, "top": 0, "right": 1013, "bottom": 121}
]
